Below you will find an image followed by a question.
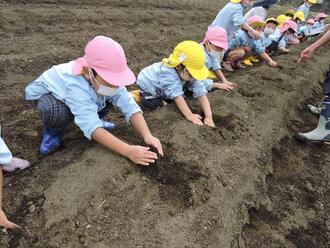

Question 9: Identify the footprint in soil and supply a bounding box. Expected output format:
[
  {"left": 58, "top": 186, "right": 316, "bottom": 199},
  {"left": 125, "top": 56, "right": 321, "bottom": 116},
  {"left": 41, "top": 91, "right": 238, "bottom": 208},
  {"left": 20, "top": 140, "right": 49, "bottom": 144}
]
[{"left": 137, "top": 146, "right": 210, "bottom": 209}]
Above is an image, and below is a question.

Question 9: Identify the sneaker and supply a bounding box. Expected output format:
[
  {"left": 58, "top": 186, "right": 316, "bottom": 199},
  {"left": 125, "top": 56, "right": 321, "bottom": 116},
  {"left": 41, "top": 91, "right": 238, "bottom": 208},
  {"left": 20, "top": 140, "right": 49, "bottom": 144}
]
[{"left": 2, "top": 157, "right": 30, "bottom": 172}]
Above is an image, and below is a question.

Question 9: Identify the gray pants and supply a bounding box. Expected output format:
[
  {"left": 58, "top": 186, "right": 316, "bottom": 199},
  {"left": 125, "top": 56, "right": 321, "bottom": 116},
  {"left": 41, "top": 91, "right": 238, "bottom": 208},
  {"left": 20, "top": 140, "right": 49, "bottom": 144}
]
[{"left": 36, "top": 94, "right": 110, "bottom": 129}]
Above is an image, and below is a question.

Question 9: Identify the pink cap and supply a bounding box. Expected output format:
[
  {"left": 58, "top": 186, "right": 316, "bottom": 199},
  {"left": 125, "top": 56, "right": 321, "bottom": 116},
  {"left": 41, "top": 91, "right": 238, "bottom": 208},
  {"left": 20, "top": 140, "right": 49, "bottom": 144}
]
[
  {"left": 247, "top": 15, "right": 266, "bottom": 26},
  {"left": 280, "top": 20, "right": 298, "bottom": 33},
  {"left": 307, "top": 18, "right": 315, "bottom": 25},
  {"left": 203, "top": 27, "right": 228, "bottom": 50},
  {"left": 315, "top": 13, "right": 327, "bottom": 21},
  {"left": 73, "top": 36, "right": 136, "bottom": 87}
]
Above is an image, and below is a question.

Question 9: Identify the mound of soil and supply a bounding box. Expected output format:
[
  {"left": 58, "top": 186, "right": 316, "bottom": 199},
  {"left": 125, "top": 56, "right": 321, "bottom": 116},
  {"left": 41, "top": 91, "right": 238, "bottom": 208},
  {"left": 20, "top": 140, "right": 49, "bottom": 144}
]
[{"left": 0, "top": 0, "right": 329, "bottom": 247}]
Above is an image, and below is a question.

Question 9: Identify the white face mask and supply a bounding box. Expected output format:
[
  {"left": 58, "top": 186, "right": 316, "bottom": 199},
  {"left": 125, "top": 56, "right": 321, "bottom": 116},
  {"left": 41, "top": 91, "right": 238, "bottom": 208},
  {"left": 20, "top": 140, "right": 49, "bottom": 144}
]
[
  {"left": 179, "top": 68, "right": 193, "bottom": 81},
  {"left": 207, "top": 43, "right": 224, "bottom": 62},
  {"left": 89, "top": 69, "right": 118, "bottom": 97},
  {"left": 264, "top": 28, "right": 274, "bottom": 36}
]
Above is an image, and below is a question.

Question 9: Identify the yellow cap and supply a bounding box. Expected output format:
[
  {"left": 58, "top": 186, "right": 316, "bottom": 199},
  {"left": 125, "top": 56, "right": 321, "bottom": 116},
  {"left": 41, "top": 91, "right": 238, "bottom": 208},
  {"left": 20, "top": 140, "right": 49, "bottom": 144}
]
[
  {"left": 307, "top": 0, "right": 317, "bottom": 4},
  {"left": 266, "top": 17, "right": 279, "bottom": 25},
  {"left": 294, "top": 11, "right": 305, "bottom": 22},
  {"left": 162, "top": 41, "right": 209, "bottom": 81},
  {"left": 285, "top": 10, "right": 295, "bottom": 18},
  {"left": 230, "top": 0, "right": 241, "bottom": 3},
  {"left": 276, "top": 15, "right": 291, "bottom": 28}
]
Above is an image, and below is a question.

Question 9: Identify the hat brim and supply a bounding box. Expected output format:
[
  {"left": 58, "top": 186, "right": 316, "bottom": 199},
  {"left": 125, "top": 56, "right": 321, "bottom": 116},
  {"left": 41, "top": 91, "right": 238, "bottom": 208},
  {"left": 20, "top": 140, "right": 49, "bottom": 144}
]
[
  {"left": 280, "top": 26, "right": 297, "bottom": 33},
  {"left": 267, "top": 20, "right": 279, "bottom": 25},
  {"left": 251, "top": 22, "right": 266, "bottom": 28},
  {"left": 209, "top": 40, "right": 228, "bottom": 50},
  {"left": 186, "top": 65, "right": 209, "bottom": 81},
  {"left": 95, "top": 67, "right": 136, "bottom": 87}
]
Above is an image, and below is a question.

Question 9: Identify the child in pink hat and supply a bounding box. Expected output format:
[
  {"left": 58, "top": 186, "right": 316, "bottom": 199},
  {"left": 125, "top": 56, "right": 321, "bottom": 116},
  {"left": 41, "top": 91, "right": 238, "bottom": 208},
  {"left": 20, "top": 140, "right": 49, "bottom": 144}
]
[
  {"left": 26, "top": 36, "right": 163, "bottom": 166},
  {"left": 224, "top": 16, "right": 278, "bottom": 71},
  {"left": 200, "top": 27, "right": 237, "bottom": 92},
  {"left": 268, "top": 20, "right": 299, "bottom": 53},
  {"left": 314, "top": 13, "right": 327, "bottom": 28}
]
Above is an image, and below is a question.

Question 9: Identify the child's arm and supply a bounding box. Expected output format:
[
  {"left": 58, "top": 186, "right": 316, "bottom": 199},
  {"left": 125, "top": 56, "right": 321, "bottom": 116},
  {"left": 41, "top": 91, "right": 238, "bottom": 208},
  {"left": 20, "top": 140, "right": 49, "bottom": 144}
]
[
  {"left": 0, "top": 168, "right": 20, "bottom": 229},
  {"left": 213, "top": 69, "right": 237, "bottom": 91},
  {"left": 197, "top": 95, "right": 215, "bottom": 127},
  {"left": 130, "top": 112, "right": 163, "bottom": 156},
  {"left": 260, "top": 52, "right": 277, "bottom": 67},
  {"left": 242, "top": 22, "right": 262, "bottom": 39},
  {"left": 92, "top": 128, "right": 157, "bottom": 166},
  {"left": 174, "top": 96, "right": 204, "bottom": 126}
]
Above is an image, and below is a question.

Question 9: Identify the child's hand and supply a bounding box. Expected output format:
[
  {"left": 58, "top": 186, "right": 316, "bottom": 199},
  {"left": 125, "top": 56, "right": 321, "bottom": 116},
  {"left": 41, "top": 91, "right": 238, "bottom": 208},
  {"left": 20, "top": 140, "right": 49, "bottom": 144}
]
[
  {"left": 204, "top": 117, "right": 215, "bottom": 127},
  {"left": 242, "top": 47, "right": 252, "bottom": 53},
  {"left": 215, "top": 81, "right": 236, "bottom": 91},
  {"left": 144, "top": 135, "right": 164, "bottom": 156},
  {"left": 126, "top": 145, "right": 158, "bottom": 166},
  {"left": 187, "top": 114, "right": 204, "bottom": 126},
  {"left": 268, "top": 60, "right": 277, "bottom": 67},
  {"left": 281, "top": 48, "right": 289, "bottom": 53},
  {"left": 0, "top": 210, "right": 21, "bottom": 230}
]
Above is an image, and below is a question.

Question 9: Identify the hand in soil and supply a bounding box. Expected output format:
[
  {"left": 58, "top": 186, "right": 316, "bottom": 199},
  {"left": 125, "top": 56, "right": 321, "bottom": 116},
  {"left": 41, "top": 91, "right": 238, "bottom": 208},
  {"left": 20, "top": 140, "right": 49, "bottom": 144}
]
[
  {"left": 215, "top": 81, "right": 236, "bottom": 91},
  {"left": 204, "top": 117, "right": 215, "bottom": 127},
  {"left": 268, "top": 60, "right": 278, "bottom": 68},
  {"left": 127, "top": 145, "right": 158, "bottom": 166},
  {"left": 144, "top": 135, "right": 164, "bottom": 156},
  {"left": 0, "top": 210, "right": 21, "bottom": 230},
  {"left": 187, "top": 114, "right": 204, "bottom": 126}
]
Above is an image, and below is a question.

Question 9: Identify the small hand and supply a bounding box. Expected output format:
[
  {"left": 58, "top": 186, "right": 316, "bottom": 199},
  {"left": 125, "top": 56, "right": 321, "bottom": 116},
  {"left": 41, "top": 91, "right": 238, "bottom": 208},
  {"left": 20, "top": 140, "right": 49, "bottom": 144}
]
[
  {"left": 144, "top": 135, "right": 164, "bottom": 156},
  {"left": 0, "top": 210, "right": 21, "bottom": 230},
  {"left": 204, "top": 117, "right": 215, "bottom": 127},
  {"left": 253, "top": 30, "right": 262, "bottom": 39},
  {"left": 187, "top": 114, "right": 204, "bottom": 126},
  {"left": 215, "top": 81, "right": 237, "bottom": 91},
  {"left": 126, "top": 145, "right": 158, "bottom": 166},
  {"left": 268, "top": 60, "right": 278, "bottom": 67}
]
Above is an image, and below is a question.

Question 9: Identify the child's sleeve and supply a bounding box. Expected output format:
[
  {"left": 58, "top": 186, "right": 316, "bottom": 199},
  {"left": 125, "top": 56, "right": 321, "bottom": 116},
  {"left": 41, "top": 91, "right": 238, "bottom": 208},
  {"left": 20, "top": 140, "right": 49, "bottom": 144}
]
[
  {"left": 210, "top": 58, "right": 221, "bottom": 71},
  {"left": 65, "top": 84, "right": 103, "bottom": 140},
  {"left": 232, "top": 7, "right": 245, "bottom": 28},
  {"left": 159, "top": 69, "right": 184, "bottom": 100},
  {"left": 0, "top": 137, "right": 12, "bottom": 165},
  {"left": 111, "top": 88, "right": 142, "bottom": 122},
  {"left": 191, "top": 80, "right": 208, "bottom": 98},
  {"left": 253, "top": 40, "right": 265, "bottom": 55}
]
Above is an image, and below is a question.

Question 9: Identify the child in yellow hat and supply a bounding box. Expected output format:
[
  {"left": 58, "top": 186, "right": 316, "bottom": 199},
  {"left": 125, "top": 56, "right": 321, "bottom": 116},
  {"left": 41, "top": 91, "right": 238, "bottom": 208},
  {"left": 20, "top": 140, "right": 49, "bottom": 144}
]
[{"left": 137, "top": 41, "right": 215, "bottom": 127}]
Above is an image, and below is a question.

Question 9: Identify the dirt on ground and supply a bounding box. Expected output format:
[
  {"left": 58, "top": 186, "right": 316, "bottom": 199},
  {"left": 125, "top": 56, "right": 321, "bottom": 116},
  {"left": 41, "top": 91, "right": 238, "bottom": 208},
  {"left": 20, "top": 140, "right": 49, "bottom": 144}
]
[{"left": 0, "top": 0, "right": 329, "bottom": 247}]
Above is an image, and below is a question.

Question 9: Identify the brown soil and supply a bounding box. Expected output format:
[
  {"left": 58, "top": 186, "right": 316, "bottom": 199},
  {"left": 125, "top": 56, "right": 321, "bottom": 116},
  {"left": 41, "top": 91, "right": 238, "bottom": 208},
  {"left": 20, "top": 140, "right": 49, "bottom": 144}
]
[{"left": 0, "top": 0, "right": 329, "bottom": 247}]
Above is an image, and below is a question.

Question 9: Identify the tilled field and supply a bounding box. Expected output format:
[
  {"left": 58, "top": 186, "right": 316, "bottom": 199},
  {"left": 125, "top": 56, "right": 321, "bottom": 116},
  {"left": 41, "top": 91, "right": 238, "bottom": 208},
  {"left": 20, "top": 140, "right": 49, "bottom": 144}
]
[{"left": 0, "top": 0, "right": 329, "bottom": 247}]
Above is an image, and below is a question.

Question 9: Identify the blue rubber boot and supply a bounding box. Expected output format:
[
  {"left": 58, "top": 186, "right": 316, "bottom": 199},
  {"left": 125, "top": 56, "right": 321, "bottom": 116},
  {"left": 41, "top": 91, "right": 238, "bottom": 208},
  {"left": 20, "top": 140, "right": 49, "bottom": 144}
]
[
  {"left": 40, "top": 127, "right": 65, "bottom": 155},
  {"left": 102, "top": 120, "right": 116, "bottom": 132}
]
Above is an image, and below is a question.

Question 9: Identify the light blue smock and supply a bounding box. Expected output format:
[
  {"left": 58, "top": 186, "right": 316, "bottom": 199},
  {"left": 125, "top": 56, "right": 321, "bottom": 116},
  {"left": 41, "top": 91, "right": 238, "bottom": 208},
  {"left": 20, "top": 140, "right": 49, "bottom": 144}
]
[
  {"left": 261, "top": 32, "right": 273, "bottom": 48},
  {"left": 297, "top": 3, "right": 310, "bottom": 20},
  {"left": 25, "top": 61, "right": 141, "bottom": 140},
  {"left": 268, "top": 28, "right": 288, "bottom": 49},
  {"left": 209, "top": 2, "right": 246, "bottom": 39},
  {"left": 229, "top": 29, "right": 265, "bottom": 55},
  {"left": 136, "top": 62, "right": 208, "bottom": 99},
  {"left": 200, "top": 44, "right": 221, "bottom": 91}
]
